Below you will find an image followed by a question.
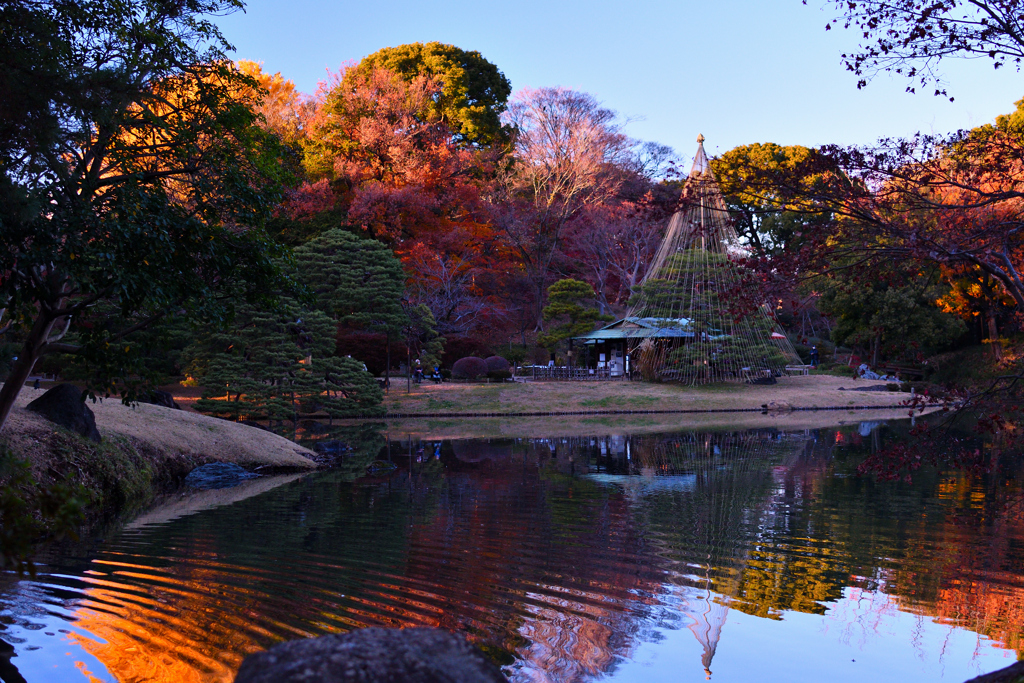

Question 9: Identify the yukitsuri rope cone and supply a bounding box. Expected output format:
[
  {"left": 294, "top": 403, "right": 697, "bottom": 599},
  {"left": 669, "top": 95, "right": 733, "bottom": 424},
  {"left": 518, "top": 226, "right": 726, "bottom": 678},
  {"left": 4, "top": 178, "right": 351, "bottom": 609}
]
[{"left": 626, "top": 135, "right": 801, "bottom": 384}]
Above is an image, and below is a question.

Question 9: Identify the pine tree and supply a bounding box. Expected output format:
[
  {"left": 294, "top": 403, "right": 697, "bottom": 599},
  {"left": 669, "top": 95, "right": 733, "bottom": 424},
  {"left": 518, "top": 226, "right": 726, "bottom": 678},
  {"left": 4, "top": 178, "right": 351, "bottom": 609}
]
[{"left": 194, "top": 298, "right": 383, "bottom": 421}]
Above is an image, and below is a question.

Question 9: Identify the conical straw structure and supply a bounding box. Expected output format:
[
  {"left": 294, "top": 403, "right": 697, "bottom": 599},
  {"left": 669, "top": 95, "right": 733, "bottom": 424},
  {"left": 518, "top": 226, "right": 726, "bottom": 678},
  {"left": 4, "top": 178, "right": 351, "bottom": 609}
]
[{"left": 625, "top": 135, "right": 800, "bottom": 384}]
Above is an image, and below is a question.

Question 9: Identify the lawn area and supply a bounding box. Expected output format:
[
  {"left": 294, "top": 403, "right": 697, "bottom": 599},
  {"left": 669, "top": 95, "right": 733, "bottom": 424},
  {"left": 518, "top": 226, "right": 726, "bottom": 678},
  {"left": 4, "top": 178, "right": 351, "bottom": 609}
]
[
  {"left": 382, "top": 374, "right": 918, "bottom": 415},
  {"left": 374, "top": 406, "right": 926, "bottom": 441}
]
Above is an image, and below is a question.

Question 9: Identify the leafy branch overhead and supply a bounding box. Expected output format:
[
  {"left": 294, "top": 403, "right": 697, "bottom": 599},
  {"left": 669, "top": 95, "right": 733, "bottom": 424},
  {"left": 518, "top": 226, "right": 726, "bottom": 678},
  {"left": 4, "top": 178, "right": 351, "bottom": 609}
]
[
  {"left": 0, "top": 0, "right": 290, "bottom": 430},
  {"left": 823, "top": 0, "right": 1024, "bottom": 98}
]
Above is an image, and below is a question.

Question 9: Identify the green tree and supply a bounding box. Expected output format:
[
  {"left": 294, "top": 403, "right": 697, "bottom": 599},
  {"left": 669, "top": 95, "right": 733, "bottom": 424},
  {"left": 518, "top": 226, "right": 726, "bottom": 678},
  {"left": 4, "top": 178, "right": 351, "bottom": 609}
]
[
  {"left": 291, "top": 229, "right": 415, "bottom": 385},
  {"left": 194, "top": 298, "right": 382, "bottom": 421},
  {"left": 711, "top": 143, "right": 835, "bottom": 257},
  {"left": 817, "top": 272, "right": 966, "bottom": 365},
  {"left": 346, "top": 42, "right": 512, "bottom": 146},
  {"left": 291, "top": 229, "right": 408, "bottom": 334},
  {"left": 401, "top": 302, "right": 445, "bottom": 372},
  {"left": 0, "top": 0, "right": 289, "bottom": 430},
  {"left": 0, "top": 448, "right": 85, "bottom": 575},
  {"left": 538, "top": 279, "right": 611, "bottom": 350}
]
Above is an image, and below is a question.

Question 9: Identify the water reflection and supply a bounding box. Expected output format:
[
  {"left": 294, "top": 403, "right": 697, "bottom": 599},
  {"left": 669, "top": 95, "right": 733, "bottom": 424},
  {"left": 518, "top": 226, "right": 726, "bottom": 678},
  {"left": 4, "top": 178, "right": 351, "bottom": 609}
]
[{"left": 0, "top": 422, "right": 1021, "bottom": 682}]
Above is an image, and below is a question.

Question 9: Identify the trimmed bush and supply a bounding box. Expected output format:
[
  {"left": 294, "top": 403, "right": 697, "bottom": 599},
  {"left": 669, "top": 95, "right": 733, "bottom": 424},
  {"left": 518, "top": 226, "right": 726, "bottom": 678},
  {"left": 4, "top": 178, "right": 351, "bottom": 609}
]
[
  {"left": 486, "top": 370, "right": 512, "bottom": 381},
  {"left": 484, "top": 356, "right": 509, "bottom": 374},
  {"left": 452, "top": 356, "right": 488, "bottom": 380}
]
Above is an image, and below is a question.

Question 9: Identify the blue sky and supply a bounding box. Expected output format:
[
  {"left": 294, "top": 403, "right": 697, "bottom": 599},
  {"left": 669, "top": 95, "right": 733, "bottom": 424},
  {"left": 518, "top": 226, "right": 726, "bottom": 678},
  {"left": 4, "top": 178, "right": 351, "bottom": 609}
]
[{"left": 215, "top": 0, "right": 1024, "bottom": 162}]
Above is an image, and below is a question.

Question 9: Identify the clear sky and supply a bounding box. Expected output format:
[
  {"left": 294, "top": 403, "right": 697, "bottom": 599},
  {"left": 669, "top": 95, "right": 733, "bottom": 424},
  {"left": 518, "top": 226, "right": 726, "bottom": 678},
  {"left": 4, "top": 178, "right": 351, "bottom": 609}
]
[{"left": 214, "top": 0, "right": 1024, "bottom": 162}]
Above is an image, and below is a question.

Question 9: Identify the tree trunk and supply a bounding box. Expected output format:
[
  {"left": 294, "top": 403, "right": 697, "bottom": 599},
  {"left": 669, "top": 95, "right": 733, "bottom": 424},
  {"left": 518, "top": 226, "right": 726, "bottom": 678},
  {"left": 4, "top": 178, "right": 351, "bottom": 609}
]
[
  {"left": 385, "top": 337, "right": 391, "bottom": 396},
  {"left": 988, "top": 315, "right": 1002, "bottom": 359},
  {"left": 871, "top": 332, "right": 881, "bottom": 368},
  {"left": 0, "top": 313, "right": 60, "bottom": 432},
  {"left": 535, "top": 278, "right": 546, "bottom": 331}
]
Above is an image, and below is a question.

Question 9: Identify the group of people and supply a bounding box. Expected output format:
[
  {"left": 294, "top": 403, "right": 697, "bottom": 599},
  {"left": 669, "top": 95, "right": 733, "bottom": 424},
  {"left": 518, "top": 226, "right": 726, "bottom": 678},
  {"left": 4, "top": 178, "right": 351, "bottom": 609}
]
[{"left": 413, "top": 360, "right": 443, "bottom": 384}]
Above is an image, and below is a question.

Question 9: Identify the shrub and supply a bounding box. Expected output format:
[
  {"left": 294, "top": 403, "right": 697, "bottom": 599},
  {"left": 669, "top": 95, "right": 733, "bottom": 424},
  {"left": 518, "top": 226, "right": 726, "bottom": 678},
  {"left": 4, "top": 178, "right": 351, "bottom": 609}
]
[
  {"left": 451, "top": 356, "right": 488, "bottom": 379},
  {"left": 484, "top": 356, "right": 509, "bottom": 374},
  {"left": 487, "top": 370, "right": 512, "bottom": 381}
]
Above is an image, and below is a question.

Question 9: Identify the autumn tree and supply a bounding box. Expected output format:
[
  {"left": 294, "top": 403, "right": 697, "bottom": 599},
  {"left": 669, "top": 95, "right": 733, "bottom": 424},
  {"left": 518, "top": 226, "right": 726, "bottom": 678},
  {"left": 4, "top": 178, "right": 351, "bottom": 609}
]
[
  {"left": 0, "top": 0, "right": 289, "bottom": 431},
  {"left": 563, "top": 200, "right": 666, "bottom": 313},
  {"left": 405, "top": 247, "right": 490, "bottom": 336},
  {"left": 236, "top": 60, "right": 309, "bottom": 145},
  {"left": 937, "top": 264, "right": 1017, "bottom": 356},
  {"left": 299, "top": 65, "right": 511, "bottom": 344},
  {"left": 814, "top": 0, "right": 1024, "bottom": 461},
  {"left": 493, "top": 87, "right": 635, "bottom": 329},
  {"left": 342, "top": 42, "right": 512, "bottom": 146}
]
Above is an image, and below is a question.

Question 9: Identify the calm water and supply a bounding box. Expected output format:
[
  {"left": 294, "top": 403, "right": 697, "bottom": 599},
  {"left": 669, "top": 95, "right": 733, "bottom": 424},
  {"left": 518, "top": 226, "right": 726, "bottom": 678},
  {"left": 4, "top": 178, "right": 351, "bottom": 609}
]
[{"left": 1, "top": 421, "right": 1023, "bottom": 683}]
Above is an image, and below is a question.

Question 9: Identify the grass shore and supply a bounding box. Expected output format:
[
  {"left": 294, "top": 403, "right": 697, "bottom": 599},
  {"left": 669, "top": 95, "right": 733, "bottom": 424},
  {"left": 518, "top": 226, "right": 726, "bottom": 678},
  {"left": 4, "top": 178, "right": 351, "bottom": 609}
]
[
  {"left": 354, "top": 374, "right": 932, "bottom": 440},
  {"left": 373, "top": 407, "right": 926, "bottom": 441},
  {"left": 1, "top": 384, "right": 318, "bottom": 526},
  {"left": 382, "top": 374, "right": 919, "bottom": 415}
]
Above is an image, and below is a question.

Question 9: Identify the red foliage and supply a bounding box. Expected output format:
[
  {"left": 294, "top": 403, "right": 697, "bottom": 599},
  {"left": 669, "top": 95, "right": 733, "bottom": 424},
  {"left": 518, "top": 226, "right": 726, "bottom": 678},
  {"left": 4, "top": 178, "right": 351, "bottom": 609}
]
[{"left": 280, "top": 179, "right": 334, "bottom": 220}]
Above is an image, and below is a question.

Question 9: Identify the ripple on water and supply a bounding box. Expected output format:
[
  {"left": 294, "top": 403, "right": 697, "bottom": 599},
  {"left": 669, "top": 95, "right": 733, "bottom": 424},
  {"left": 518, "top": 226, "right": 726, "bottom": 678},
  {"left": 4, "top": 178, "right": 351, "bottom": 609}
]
[{"left": 1, "top": 427, "right": 1023, "bottom": 682}]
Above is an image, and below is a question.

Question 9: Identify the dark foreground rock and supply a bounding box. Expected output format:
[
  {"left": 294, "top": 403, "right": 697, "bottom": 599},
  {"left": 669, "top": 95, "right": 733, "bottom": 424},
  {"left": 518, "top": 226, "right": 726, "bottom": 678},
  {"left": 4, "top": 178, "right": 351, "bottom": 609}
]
[
  {"left": 142, "top": 389, "right": 180, "bottom": 409},
  {"left": 965, "top": 661, "right": 1024, "bottom": 682},
  {"left": 26, "top": 384, "right": 101, "bottom": 443},
  {"left": 234, "top": 627, "right": 507, "bottom": 683}
]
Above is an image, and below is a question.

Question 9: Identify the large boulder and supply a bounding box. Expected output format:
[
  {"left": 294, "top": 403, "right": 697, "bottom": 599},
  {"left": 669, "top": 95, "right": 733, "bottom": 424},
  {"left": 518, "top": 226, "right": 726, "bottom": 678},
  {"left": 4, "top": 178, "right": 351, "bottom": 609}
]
[
  {"left": 451, "top": 356, "right": 487, "bottom": 380},
  {"left": 142, "top": 389, "right": 180, "bottom": 410},
  {"left": 233, "top": 627, "right": 507, "bottom": 683},
  {"left": 26, "top": 384, "right": 101, "bottom": 443}
]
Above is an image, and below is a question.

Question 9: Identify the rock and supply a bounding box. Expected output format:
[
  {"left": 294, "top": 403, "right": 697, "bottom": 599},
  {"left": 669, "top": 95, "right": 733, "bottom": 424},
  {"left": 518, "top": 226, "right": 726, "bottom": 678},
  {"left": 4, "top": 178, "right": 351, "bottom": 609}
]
[
  {"left": 26, "top": 384, "right": 101, "bottom": 443},
  {"left": 183, "top": 463, "right": 259, "bottom": 490},
  {"left": 233, "top": 627, "right": 507, "bottom": 683},
  {"left": 963, "top": 661, "right": 1024, "bottom": 682},
  {"left": 142, "top": 390, "right": 180, "bottom": 410}
]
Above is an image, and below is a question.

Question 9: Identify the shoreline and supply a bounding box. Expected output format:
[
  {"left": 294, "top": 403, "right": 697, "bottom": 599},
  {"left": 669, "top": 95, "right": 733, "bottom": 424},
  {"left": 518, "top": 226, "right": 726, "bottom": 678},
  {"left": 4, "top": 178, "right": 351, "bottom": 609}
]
[
  {"left": 378, "top": 374, "right": 927, "bottom": 416},
  {"left": 378, "top": 403, "right": 931, "bottom": 418},
  {"left": 0, "top": 384, "right": 319, "bottom": 534}
]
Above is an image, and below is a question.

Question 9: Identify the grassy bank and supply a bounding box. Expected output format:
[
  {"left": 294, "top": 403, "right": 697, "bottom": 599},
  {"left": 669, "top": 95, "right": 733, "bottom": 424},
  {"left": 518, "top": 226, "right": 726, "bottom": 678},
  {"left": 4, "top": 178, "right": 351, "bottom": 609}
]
[
  {"left": 371, "top": 406, "right": 926, "bottom": 441},
  {"left": 0, "top": 385, "right": 319, "bottom": 548},
  {"left": 382, "top": 374, "right": 919, "bottom": 416}
]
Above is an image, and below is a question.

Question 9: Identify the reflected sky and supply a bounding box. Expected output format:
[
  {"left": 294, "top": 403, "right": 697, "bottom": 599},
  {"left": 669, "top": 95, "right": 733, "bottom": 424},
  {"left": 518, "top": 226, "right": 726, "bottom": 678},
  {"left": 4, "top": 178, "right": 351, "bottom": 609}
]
[{"left": 0, "top": 421, "right": 1021, "bottom": 683}]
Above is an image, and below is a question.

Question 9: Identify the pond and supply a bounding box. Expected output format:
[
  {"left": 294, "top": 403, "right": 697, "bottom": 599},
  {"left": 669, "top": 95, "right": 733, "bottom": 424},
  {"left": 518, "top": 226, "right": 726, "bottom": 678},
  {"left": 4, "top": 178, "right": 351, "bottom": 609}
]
[{"left": 1, "top": 420, "right": 1022, "bottom": 683}]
